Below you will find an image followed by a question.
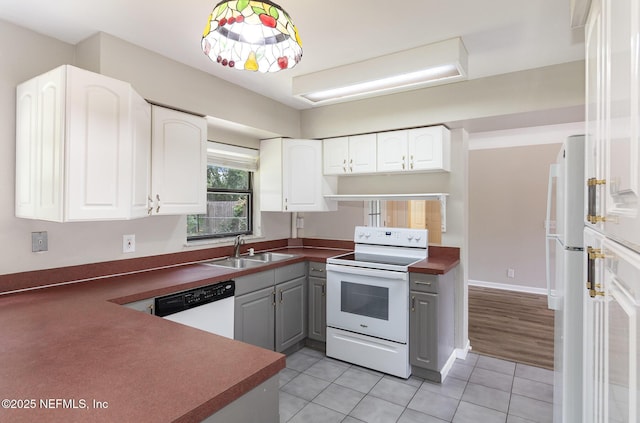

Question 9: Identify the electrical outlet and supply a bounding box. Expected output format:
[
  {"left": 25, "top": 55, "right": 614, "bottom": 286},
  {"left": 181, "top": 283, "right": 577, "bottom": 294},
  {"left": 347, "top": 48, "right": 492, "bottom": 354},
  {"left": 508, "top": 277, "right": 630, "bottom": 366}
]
[
  {"left": 507, "top": 268, "right": 515, "bottom": 278},
  {"left": 123, "top": 234, "right": 135, "bottom": 253},
  {"left": 32, "top": 231, "right": 48, "bottom": 252}
]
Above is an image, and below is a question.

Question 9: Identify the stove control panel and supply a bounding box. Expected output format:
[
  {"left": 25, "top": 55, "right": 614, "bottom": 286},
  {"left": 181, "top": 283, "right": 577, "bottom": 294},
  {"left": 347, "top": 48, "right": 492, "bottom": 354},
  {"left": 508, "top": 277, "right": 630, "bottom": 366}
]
[{"left": 354, "top": 226, "right": 428, "bottom": 248}]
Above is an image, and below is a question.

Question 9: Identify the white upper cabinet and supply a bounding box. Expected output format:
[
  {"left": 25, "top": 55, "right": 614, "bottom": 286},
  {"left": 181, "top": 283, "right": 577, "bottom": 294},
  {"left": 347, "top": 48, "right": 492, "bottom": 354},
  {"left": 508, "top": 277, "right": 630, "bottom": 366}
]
[
  {"left": 323, "top": 134, "right": 376, "bottom": 175},
  {"left": 260, "top": 138, "right": 337, "bottom": 212},
  {"left": 377, "top": 126, "right": 451, "bottom": 173},
  {"left": 377, "top": 130, "right": 409, "bottom": 172},
  {"left": 585, "top": 0, "right": 640, "bottom": 252},
  {"left": 150, "top": 106, "right": 207, "bottom": 215},
  {"left": 15, "top": 65, "right": 151, "bottom": 221}
]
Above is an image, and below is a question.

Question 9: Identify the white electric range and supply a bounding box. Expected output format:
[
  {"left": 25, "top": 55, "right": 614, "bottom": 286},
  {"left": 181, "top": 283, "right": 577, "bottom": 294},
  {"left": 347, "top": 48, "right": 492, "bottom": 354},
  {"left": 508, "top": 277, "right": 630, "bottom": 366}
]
[{"left": 326, "top": 226, "right": 428, "bottom": 378}]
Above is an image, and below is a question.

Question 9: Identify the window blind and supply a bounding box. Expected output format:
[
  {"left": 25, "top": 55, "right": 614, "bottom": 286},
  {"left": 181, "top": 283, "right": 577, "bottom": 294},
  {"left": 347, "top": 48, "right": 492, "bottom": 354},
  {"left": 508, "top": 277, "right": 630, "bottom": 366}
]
[{"left": 206, "top": 141, "right": 258, "bottom": 171}]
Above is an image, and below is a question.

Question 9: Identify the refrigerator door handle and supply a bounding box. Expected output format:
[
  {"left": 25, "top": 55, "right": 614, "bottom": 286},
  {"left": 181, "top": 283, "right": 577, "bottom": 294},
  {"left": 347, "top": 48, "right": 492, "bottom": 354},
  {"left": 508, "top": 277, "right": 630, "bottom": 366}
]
[
  {"left": 545, "top": 164, "right": 558, "bottom": 238},
  {"left": 546, "top": 164, "right": 560, "bottom": 310}
]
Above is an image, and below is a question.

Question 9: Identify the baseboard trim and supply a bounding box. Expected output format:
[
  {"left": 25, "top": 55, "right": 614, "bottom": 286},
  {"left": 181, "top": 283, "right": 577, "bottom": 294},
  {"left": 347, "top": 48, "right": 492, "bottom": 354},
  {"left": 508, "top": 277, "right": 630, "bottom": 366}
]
[
  {"left": 441, "top": 350, "right": 458, "bottom": 382},
  {"left": 455, "top": 340, "right": 472, "bottom": 360},
  {"left": 468, "top": 279, "right": 547, "bottom": 296}
]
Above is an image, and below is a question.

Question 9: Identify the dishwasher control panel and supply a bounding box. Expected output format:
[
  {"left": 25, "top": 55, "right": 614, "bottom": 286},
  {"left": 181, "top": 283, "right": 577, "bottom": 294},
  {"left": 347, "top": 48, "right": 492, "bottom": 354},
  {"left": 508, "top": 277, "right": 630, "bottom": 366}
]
[{"left": 154, "top": 280, "right": 235, "bottom": 317}]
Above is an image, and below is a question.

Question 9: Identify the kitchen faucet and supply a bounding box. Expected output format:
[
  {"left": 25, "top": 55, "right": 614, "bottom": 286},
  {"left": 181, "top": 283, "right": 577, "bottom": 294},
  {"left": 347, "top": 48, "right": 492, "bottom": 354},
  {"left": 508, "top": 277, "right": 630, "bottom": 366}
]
[{"left": 233, "top": 235, "right": 244, "bottom": 258}]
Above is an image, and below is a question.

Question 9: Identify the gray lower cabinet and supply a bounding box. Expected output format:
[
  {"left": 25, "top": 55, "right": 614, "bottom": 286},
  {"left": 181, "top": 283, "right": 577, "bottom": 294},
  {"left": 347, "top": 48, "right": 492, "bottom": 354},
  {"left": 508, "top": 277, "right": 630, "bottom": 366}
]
[
  {"left": 234, "top": 263, "right": 307, "bottom": 352},
  {"left": 409, "top": 270, "right": 455, "bottom": 382},
  {"left": 275, "top": 276, "right": 306, "bottom": 352},
  {"left": 235, "top": 286, "right": 276, "bottom": 350},
  {"left": 409, "top": 291, "right": 438, "bottom": 370},
  {"left": 307, "top": 263, "right": 327, "bottom": 342}
]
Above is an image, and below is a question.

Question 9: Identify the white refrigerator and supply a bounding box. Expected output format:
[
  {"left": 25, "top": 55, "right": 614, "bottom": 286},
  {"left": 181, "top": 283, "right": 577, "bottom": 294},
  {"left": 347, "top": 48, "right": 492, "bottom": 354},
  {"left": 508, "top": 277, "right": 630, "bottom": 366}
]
[{"left": 545, "top": 135, "right": 585, "bottom": 423}]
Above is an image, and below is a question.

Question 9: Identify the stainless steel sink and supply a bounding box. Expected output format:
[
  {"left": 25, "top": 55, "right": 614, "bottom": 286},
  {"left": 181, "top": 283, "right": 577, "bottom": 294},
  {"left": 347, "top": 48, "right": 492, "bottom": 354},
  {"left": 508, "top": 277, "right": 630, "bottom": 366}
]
[
  {"left": 244, "top": 252, "right": 296, "bottom": 262},
  {"left": 203, "top": 257, "right": 266, "bottom": 269}
]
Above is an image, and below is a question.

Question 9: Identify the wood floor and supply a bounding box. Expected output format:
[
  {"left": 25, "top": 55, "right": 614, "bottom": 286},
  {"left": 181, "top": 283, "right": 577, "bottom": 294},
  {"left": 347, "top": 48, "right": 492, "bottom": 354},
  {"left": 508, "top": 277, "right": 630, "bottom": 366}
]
[{"left": 468, "top": 286, "right": 555, "bottom": 370}]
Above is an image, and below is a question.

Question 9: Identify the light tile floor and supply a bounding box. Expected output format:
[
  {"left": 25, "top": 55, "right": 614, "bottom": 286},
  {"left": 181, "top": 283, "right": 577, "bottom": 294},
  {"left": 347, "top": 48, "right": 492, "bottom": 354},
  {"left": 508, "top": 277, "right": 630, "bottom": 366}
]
[{"left": 279, "top": 348, "right": 554, "bottom": 423}]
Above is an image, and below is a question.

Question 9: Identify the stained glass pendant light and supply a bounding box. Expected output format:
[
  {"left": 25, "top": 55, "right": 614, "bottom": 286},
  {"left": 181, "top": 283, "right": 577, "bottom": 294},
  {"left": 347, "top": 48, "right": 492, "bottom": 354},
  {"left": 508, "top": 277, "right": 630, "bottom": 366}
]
[{"left": 202, "top": 0, "right": 302, "bottom": 73}]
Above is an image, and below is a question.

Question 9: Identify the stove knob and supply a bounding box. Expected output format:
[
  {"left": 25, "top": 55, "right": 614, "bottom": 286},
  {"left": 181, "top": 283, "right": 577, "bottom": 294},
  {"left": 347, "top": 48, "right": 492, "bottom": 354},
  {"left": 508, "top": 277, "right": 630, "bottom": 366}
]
[
  {"left": 357, "top": 231, "right": 364, "bottom": 238},
  {"left": 365, "top": 232, "right": 371, "bottom": 238},
  {"left": 407, "top": 234, "right": 414, "bottom": 240},
  {"left": 414, "top": 234, "right": 422, "bottom": 241}
]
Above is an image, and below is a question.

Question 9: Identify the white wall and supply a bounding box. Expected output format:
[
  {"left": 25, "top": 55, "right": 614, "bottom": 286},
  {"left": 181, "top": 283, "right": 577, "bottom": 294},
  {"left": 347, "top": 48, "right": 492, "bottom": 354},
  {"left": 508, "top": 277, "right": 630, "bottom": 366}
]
[
  {"left": 467, "top": 122, "right": 584, "bottom": 292},
  {"left": 0, "top": 21, "right": 292, "bottom": 276}
]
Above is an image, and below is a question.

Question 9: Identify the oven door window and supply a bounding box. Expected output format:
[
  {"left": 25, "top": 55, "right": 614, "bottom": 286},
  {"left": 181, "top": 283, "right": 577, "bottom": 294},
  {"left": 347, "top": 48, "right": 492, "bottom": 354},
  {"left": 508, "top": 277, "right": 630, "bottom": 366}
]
[{"left": 341, "top": 282, "right": 389, "bottom": 321}]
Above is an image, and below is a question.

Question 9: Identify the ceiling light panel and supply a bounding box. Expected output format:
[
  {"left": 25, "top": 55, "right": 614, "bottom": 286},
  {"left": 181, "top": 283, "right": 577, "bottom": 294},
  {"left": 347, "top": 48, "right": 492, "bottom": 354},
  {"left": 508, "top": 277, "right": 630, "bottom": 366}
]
[{"left": 293, "top": 37, "right": 468, "bottom": 105}]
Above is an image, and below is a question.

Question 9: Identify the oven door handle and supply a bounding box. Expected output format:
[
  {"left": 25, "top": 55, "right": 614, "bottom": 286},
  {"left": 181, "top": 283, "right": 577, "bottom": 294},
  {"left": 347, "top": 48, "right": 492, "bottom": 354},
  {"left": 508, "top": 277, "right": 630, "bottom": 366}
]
[{"left": 326, "top": 264, "right": 408, "bottom": 281}]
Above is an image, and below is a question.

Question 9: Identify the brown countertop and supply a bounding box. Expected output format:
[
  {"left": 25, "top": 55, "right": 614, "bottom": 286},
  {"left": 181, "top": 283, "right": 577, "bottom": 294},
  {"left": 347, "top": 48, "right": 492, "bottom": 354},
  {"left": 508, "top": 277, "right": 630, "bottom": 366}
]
[{"left": 0, "top": 245, "right": 458, "bottom": 422}]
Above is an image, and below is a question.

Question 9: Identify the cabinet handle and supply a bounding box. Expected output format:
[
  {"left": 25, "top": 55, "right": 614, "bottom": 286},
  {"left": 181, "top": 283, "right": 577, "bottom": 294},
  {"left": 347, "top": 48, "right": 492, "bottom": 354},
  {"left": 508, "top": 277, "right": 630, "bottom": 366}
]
[
  {"left": 586, "top": 178, "right": 607, "bottom": 224},
  {"left": 156, "top": 194, "right": 161, "bottom": 213},
  {"left": 147, "top": 304, "right": 154, "bottom": 315},
  {"left": 402, "top": 156, "right": 406, "bottom": 170},
  {"left": 411, "top": 295, "right": 415, "bottom": 312},
  {"left": 310, "top": 267, "right": 324, "bottom": 273},
  {"left": 279, "top": 289, "right": 284, "bottom": 304},
  {"left": 415, "top": 281, "right": 432, "bottom": 286},
  {"left": 410, "top": 155, "right": 414, "bottom": 170},
  {"left": 147, "top": 196, "right": 154, "bottom": 215},
  {"left": 284, "top": 197, "right": 288, "bottom": 211},
  {"left": 586, "top": 246, "right": 605, "bottom": 298},
  {"left": 321, "top": 284, "right": 325, "bottom": 297},
  {"left": 272, "top": 290, "right": 276, "bottom": 306}
]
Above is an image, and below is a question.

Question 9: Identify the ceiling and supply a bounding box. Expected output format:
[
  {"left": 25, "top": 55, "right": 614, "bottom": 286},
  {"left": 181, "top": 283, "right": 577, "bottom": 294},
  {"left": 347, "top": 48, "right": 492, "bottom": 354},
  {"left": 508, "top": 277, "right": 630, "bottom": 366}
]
[{"left": 0, "top": 0, "right": 585, "bottom": 111}]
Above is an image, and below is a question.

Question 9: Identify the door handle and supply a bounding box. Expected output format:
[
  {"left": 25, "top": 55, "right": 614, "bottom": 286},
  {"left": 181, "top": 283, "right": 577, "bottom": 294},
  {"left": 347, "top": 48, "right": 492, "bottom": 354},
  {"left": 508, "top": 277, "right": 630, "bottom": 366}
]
[
  {"left": 155, "top": 194, "right": 161, "bottom": 213},
  {"left": 411, "top": 295, "right": 415, "bottom": 312},
  {"left": 586, "top": 246, "right": 605, "bottom": 298}
]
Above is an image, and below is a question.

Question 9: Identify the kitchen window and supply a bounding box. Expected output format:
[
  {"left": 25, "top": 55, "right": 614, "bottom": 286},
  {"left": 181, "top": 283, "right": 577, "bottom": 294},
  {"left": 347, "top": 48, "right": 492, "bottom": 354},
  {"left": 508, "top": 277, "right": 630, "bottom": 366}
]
[{"left": 187, "top": 142, "right": 258, "bottom": 240}]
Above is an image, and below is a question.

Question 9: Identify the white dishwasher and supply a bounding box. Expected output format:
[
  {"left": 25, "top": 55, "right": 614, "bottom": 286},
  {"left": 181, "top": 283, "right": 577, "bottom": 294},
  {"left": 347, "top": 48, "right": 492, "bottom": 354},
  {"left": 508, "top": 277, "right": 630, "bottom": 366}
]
[{"left": 154, "top": 280, "right": 235, "bottom": 339}]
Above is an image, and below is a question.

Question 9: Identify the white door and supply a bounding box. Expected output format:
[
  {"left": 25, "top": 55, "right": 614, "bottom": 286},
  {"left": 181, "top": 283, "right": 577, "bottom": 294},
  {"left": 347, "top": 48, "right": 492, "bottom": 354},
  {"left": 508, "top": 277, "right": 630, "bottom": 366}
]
[
  {"left": 408, "top": 126, "right": 450, "bottom": 171},
  {"left": 283, "top": 139, "right": 322, "bottom": 211},
  {"left": 583, "top": 228, "right": 606, "bottom": 423},
  {"left": 348, "top": 133, "right": 377, "bottom": 173},
  {"left": 377, "top": 130, "right": 408, "bottom": 172},
  {"left": 602, "top": 239, "right": 639, "bottom": 423},
  {"left": 603, "top": 0, "right": 640, "bottom": 251},
  {"left": 323, "top": 137, "right": 348, "bottom": 175},
  {"left": 151, "top": 106, "right": 206, "bottom": 215},
  {"left": 66, "top": 66, "right": 132, "bottom": 221},
  {"left": 585, "top": 0, "right": 607, "bottom": 233},
  {"left": 326, "top": 264, "right": 408, "bottom": 343}
]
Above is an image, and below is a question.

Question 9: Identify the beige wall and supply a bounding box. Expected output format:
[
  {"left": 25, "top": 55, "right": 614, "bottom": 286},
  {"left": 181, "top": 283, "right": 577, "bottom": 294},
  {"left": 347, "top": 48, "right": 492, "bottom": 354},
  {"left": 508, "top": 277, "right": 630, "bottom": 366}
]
[
  {"left": 468, "top": 142, "right": 562, "bottom": 290},
  {"left": 0, "top": 21, "right": 292, "bottom": 276}
]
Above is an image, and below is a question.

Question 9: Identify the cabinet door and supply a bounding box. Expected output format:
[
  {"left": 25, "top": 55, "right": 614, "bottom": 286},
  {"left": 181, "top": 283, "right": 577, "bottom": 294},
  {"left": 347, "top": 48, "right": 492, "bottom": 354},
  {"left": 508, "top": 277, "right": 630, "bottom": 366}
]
[
  {"left": 15, "top": 67, "right": 66, "bottom": 221},
  {"left": 275, "top": 276, "right": 307, "bottom": 352},
  {"left": 130, "top": 92, "right": 152, "bottom": 218},
  {"left": 15, "top": 77, "right": 43, "bottom": 219},
  {"left": 282, "top": 139, "right": 325, "bottom": 211},
  {"left": 66, "top": 66, "right": 133, "bottom": 220},
  {"left": 408, "top": 126, "right": 450, "bottom": 172},
  {"left": 377, "top": 131, "right": 408, "bottom": 172},
  {"left": 308, "top": 276, "right": 326, "bottom": 342},
  {"left": 323, "top": 137, "right": 348, "bottom": 175},
  {"left": 349, "top": 134, "right": 377, "bottom": 174},
  {"left": 409, "top": 291, "right": 438, "bottom": 370},
  {"left": 602, "top": 238, "right": 640, "bottom": 423},
  {"left": 583, "top": 228, "right": 606, "bottom": 423},
  {"left": 151, "top": 106, "right": 206, "bottom": 215},
  {"left": 602, "top": 0, "right": 640, "bottom": 250},
  {"left": 234, "top": 287, "right": 275, "bottom": 350},
  {"left": 585, "top": 0, "right": 607, "bottom": 232}
]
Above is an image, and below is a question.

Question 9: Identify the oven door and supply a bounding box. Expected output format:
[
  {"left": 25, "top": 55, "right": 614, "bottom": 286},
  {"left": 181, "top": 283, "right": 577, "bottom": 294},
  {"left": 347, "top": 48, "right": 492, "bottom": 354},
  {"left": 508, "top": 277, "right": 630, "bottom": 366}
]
[{"left": 326, "top": 264, "right": 409, "bottom": 343}]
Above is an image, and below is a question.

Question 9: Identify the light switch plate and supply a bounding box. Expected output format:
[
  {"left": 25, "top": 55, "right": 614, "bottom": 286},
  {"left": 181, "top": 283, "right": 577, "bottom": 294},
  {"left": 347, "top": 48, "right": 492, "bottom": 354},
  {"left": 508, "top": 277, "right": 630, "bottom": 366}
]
[{"left": 32, "top": 231, "right": 48, "bottom": 252}]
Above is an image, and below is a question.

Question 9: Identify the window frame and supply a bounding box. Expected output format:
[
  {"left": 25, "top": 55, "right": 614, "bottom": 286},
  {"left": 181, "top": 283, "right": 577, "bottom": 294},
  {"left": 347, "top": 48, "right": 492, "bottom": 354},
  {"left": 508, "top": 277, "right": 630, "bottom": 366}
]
[{"left": 187, "top": 141, "right": 258, "bottom": 242}]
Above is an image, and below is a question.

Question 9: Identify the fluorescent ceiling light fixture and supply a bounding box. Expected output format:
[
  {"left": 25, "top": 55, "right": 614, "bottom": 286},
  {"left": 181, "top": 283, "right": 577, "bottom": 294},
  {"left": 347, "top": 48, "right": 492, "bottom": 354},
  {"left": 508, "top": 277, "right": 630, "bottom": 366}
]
[{"left": 293, "top": 38, "right": 468, "bottom": 105}]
